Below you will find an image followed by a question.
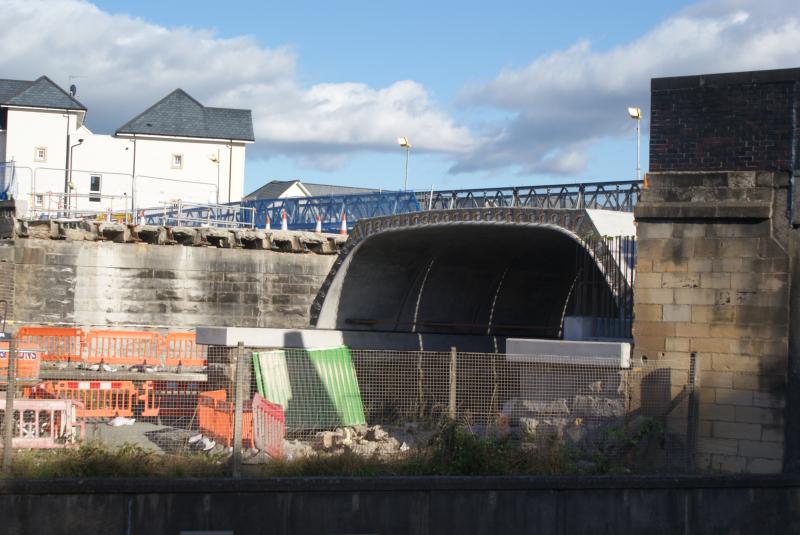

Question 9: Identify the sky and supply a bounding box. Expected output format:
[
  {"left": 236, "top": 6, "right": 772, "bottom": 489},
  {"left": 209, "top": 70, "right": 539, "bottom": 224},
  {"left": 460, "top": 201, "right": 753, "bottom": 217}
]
[{"left": 2, "top": 0, "right": 799, "bottom": 195}]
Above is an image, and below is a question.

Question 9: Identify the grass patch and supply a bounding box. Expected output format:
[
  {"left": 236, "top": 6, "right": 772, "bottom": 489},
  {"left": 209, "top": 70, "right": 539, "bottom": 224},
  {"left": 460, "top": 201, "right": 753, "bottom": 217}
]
[
  {"left": 5, "top": 443, "right": 228, "bottom": 478},
  {"left": 2, "top": 422, "right": 618, "bottom": 478}
]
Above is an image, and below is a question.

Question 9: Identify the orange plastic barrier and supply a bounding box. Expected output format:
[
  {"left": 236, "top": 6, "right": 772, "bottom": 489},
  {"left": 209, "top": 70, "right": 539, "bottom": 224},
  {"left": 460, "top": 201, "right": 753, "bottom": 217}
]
[
  {"left": 17, "top": 327, "right": 84, "bottom": 362},
  {"left": 86, "top": 330, "right": 162, "bottom": 366},
  {"left": 35, "top": 381, "right": 137, "bottom": 418},
  {"left": 0, "top": 341, "right": 41, "bottom": 379},
  {"left": 138, "top": 381, "right": 160, "bottom": 418},
  {"left": 252, "top": 394, "right": 285, "bottom": 458},
  {"left": 0, "top": 398, "right": 84, "bottom": 448},
  {"left": 164, "top": 332, "right": 207, "bottom": 367},
  {"left": 197, "top": 390, "right": 253, "bottom": 448},
  {"left": 140, "top": 381, "right": 201, "bottom": 419}
]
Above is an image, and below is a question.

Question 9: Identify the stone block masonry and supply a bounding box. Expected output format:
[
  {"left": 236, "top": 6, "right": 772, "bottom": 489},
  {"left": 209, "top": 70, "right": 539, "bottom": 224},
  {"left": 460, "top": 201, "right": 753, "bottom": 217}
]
[
  {"left": 4, "top": 237, "right": 338, "bottom": 329},
  {"left": 634, "top": 171, "right": 789, "bottom": 474}
]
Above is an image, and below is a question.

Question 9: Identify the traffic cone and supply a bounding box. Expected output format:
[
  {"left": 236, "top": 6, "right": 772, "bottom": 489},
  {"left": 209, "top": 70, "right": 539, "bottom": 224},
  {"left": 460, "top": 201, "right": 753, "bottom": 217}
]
[
  {"left": 106, "top": 208, "right": 112, "bottom": 222},
  {"left": 281, "top": 209, "right": 288, "bottom": 231},
  {"left": 314, "top": 214, "right": 322, "bottom": 234},
  {"left": 339, "top": 212, "right": 347, "bottom": 235},
  {"left": 264, "top": 212, "right": 271, "bottom": 230}
]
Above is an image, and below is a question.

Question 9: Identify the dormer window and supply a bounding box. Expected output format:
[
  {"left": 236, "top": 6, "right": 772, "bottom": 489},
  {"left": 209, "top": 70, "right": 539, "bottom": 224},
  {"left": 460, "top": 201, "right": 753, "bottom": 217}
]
[
  {"left": 34, "top": 147, "right": 47, "bottom": 162},
  {"left": 171, "top": 153, "right": 183, "bottom": 169}
]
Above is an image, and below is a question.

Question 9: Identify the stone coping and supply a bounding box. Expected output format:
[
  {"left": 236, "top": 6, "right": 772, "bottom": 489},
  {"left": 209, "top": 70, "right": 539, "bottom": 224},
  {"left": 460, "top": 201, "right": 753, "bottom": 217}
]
[{"left": 0, "top": 474, "right": 796, "bottom": 495}]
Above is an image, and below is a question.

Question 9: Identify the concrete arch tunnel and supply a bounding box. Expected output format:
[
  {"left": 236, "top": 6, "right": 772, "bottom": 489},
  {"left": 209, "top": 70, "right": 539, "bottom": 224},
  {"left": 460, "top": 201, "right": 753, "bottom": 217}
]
[{"left": 313, "top": 208, "right": 635, "bottom": 349}]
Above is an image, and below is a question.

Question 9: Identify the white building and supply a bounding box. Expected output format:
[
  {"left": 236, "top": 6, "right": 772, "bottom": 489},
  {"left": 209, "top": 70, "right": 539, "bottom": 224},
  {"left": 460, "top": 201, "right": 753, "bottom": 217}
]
[{"left": 0, "top": 76, "right": 254, "bottom": 218}]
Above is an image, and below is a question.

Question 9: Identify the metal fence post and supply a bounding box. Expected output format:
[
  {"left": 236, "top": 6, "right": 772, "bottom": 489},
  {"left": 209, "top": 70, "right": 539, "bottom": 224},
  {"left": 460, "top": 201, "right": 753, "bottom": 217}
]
[
  {"left": 686, "top": 352, "right": 700, "bottom": 472},
  {"left": 3, "top": 335, "right": 16, "bottom": 473},
  {"left": 232, "top": 341, "right": 247, "bottom": 478},
  {"left": 449, "top": 346, "right": 457, "bottom": 420}
]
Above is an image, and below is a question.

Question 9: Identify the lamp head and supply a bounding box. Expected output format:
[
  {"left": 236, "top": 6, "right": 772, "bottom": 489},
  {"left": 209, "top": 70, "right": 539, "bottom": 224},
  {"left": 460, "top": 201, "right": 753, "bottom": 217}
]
[
  {"left": 627, "top": 107, "right": 641, "bottom": 120},
  {"left": 397, "top": 136, "right": 411, "bottom": 148}
]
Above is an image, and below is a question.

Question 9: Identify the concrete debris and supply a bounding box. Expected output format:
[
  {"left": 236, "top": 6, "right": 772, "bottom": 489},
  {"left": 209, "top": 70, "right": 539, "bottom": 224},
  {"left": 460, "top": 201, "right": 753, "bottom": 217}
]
[
  {"left": 283, "top": 439, "right": 315, "bottom": 460},
  {"left": 572, "top": 395, "right": 625, "bottom": 418}
]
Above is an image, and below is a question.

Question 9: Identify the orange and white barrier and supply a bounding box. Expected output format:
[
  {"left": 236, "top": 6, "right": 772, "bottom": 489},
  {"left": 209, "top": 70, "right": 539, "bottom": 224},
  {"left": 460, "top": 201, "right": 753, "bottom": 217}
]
[
  {"left": 264, "top": 212, "right": 271, "bottom": 230},
  {"left": 281, "top": 209, "right": 288, "bottom": 231},
  {"left": 18, "top": 326, "right": 84, "bottom": 362},
  {"left": 0, "top": 398, "right": 84, "bottom": 448},
  {"left": 252, "top": 393, "right": 285, "bottom": 458},
  {"left": 35, "top": 380, "right": 137, "bottom": 418},
  {"left": 197, "top": 390, "right": 254, "bottom": 448},
  {"left": 340, "top": 212, "right": 347, "bottom": 235},
  {"left": 164, "top": 332, "right": 207, "bottom": 367},
  {"left": 314, "top": 214, "right": 322, "bottom": 233},
  {"left": 86, "top": 330, "right": 162, "bottom": 366}
]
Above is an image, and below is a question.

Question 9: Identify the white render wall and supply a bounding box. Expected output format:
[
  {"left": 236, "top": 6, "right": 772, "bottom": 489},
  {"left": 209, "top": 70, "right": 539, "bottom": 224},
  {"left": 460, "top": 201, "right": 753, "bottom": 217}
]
[
  {"left": 70, "top": 135, "right": 247, "bottom": 211},
  {"left": 3, "top": 108, "right": 82, "bottom": 204},
  {"left": 0, "top": 106, "right": 249, "bottom": 216}
]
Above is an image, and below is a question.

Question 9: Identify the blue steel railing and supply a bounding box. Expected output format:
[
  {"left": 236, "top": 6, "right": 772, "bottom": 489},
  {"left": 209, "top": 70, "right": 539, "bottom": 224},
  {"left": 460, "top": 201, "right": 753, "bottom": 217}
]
[
  {"left": 243, "top": 180, "right": 641, "bottom": 231},
  {"left": 242, "top": 191, "right": 420, "bottom": 232},
  {"left": 417, "top": 180, "right": 642, "bottom": 212}
]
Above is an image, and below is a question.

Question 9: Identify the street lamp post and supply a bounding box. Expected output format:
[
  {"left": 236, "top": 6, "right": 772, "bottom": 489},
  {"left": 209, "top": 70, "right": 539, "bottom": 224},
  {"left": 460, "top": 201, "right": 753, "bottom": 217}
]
[
  {"left": 397, "top": 136, "right": 411, "bottom": 191},
  {"left": 627, "top": 107, "right": 641, "bottom": 180},
  {"left": 67, "top": 138, "right": 84, "bottom": 213}
]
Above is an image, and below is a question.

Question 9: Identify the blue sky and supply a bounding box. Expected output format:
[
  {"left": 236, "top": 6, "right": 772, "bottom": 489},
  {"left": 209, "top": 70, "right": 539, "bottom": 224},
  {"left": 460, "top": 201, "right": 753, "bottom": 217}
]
[
  {"left": 3, "top": 0, "right": 797, "bottom": 195},
  {"left": 91, "top": 0, "right": 692, "bottom": 192}
]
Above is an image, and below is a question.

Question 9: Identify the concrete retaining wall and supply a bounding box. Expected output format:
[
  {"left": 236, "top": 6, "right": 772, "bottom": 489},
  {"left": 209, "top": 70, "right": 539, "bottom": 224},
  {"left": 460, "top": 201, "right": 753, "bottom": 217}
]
[
  {"left": 0, "top": 476, "right": 797, "bottom": 534},
  {"left": 1, "top": 238, "right": 336, "bottom": 329}
]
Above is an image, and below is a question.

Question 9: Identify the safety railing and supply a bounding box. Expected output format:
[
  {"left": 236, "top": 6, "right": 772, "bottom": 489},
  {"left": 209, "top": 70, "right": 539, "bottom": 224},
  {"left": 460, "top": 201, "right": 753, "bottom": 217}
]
[
  {"left": 139, "top": 199, "right": 255, "bottom": 228},
  {"left": 418, "top": 180, "right": 642, "bottom": 212},
  {"left": 242, "top": 191, "right": 420, "bottom": 232},
  {"left": 29, "top": 191, "right": 132, "bottom": 221}
]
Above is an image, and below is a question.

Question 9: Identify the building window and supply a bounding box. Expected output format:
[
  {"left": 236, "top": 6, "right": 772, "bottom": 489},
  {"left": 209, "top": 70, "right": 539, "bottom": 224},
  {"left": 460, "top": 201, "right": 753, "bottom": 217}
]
[
  {"left": 34, "top": 147, "right": 47, "bottom": 162},
  {"left": 35, "top": 194, "right": 43, "bottom": 206},
  {"left": 89, "top": 175, "right": 101, "bottom": 202},
  {"left": 171, "top": 153, "right": 183, "bottom": 169}
]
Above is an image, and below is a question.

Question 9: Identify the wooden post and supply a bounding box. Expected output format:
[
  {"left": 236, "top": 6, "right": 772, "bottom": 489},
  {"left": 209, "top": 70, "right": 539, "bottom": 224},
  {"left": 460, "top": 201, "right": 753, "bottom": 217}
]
[
  {"left": 3, "top": 336, "right": 16, "bottom": 473},
  {"left": 449, "top": 346, "right": 457, "bottom": 420},
  {"left": 232, "top": 341, "right": 247, "bottom": 478}
]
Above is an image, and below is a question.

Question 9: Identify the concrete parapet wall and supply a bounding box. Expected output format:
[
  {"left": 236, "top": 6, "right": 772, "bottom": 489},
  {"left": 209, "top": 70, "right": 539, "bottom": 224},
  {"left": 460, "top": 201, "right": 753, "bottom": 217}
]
[
  {"left": 2, "top": 236, "right": 338, "bottom": 329},
  {"left": 0, "top": 476, "right": 797, "bottom": 534},
  {"left": 633, "top": 171, "right": 789, "bottom": 474}
]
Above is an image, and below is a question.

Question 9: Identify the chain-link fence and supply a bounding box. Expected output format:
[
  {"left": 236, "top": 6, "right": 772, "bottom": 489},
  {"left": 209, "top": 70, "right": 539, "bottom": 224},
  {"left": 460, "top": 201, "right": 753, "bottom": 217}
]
[{"left": 0, "top": 327, "right": 699, "bottom": 476}]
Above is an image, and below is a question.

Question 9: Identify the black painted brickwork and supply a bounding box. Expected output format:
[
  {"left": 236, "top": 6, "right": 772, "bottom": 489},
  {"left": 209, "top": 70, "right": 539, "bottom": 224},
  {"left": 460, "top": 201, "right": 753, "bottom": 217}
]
[{"left": 650, "top": 68, "right": 800, "bottom": 174}]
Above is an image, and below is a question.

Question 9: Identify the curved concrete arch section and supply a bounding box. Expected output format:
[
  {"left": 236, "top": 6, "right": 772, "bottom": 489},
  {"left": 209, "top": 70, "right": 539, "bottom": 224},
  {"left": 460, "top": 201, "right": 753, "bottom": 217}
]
[{"left": 316, "top": 224, "right": 616, "bottom": 340}]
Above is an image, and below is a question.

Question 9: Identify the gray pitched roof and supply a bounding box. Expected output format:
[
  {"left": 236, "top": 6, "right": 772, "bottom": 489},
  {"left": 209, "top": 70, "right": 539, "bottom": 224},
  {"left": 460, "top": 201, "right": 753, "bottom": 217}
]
[
  {"left": 0, "top": 76, "right": 85, "bottom": 110},
  {"left": 116, "top": 89, "right": 254, "bottom": 142},
  {"left": 303, "top": 182, "right": 379, "bottom": 196},
  {"left": 244, "top": 180, "right": 300, "bottom": 201},
  {"left": 244, "top": 180, "right": 379, "bottom": 201}
]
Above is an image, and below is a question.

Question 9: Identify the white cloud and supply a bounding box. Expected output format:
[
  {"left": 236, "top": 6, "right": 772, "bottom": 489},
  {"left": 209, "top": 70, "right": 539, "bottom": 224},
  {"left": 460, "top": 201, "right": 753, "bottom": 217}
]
[
  {"left": 0, "top": 0, "right": 476, "bottom": 169},
  {"left": 455, "top": 0, "right": 800, "bottom": 175}
]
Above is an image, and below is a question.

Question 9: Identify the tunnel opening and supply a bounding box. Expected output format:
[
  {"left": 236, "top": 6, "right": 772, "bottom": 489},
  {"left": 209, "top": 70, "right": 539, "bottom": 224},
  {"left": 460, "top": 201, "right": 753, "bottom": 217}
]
[{"left": 317, "top": 224, "right": 629, "bottom": 341}]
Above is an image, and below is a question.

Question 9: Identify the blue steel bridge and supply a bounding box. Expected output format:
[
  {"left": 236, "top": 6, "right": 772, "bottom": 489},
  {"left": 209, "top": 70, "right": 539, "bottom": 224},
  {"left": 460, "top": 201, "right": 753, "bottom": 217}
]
[{"left": 240, "top": 180, "right": 642, "bottom": 233}]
